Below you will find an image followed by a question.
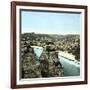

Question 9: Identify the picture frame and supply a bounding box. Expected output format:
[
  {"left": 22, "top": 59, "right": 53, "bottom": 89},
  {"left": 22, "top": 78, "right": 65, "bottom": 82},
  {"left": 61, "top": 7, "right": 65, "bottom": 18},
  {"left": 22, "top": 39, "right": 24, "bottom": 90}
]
[{"left": 11, "top": 1, "right": 88, "bottom": 89}]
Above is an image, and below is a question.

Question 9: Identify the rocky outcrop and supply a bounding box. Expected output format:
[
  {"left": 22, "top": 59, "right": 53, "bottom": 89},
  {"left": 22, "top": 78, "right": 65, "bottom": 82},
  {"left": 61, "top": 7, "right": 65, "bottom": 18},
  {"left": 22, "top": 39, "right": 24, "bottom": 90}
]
[
  {"left": 21, "top": 47, "right": 41, "bottom": 78},
  {"left": 21, "top": 33, "right": 64, "bottom": 78},
  {"left": 39, "top": 51, "right": 64, "bottom": 77},
  {"left": 21, "top": 46, "right": 64, "bottom": 78}
]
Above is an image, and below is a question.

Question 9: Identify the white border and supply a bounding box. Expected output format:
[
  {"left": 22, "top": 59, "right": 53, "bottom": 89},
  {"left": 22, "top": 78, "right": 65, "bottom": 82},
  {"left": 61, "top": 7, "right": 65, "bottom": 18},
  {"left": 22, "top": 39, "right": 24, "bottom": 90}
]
[{"left": 16, "top": 6, "right": 85, "bottom": 85}]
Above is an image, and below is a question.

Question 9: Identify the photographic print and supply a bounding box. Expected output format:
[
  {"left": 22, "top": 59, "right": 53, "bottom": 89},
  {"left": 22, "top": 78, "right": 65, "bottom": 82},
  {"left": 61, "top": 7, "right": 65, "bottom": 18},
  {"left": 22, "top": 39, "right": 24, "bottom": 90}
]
[
  {"left": 21, "top": 10, "right": 80, "bottom": 78},
  {"left": 11, "top": 1, "right": 87, "bottom": 89}
]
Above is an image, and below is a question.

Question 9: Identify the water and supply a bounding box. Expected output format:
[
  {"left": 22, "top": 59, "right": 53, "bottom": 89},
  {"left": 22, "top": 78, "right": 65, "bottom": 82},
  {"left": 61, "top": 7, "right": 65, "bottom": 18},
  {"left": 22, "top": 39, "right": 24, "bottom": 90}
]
[
  {"left": 58, "top": 56, "right": 80, "bottom": 76},
  {"left": 32, "top": 46, "right": 80, "bottom": 76},
  {"left": 31, "top": 46, "right": 43, "bottom": 59}
]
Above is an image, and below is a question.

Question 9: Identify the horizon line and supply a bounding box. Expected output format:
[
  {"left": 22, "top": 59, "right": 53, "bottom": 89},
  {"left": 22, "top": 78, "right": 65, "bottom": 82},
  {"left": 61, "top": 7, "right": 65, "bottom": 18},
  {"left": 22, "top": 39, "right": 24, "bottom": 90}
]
[{"left": 22, "top": 32, "right": 80, "bottom": 35}]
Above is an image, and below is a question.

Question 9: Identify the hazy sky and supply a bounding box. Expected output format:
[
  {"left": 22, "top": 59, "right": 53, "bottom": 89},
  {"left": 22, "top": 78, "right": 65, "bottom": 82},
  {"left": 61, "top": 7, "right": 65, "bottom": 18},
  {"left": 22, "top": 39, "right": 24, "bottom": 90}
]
[{"left": 21, "top": 10, "right": 81, "bottom": 34}]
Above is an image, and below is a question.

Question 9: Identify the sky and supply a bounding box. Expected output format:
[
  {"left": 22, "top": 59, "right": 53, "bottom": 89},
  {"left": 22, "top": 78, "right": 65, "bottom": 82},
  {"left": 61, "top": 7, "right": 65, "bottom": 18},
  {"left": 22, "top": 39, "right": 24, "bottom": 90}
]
[{"left": 21, "top": 10, "right": 81, "bottom": 34}]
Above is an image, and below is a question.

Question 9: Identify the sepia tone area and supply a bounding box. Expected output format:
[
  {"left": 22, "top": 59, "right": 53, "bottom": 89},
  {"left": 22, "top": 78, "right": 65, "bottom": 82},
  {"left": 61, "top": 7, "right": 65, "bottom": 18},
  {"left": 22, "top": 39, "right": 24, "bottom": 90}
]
[{"left": 20, "top": 33, "right": 80, "bottom": 78}]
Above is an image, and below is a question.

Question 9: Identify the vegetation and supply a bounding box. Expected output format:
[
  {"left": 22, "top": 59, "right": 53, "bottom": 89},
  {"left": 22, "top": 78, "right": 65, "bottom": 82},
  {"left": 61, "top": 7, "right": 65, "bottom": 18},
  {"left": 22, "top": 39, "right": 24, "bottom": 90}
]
[
  {"left": 21, "top": 32, "right": 80, "bottom": 61},
  {"left": 20, "top": 32, "right": 80, "bottom": 78}
]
